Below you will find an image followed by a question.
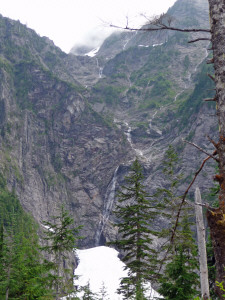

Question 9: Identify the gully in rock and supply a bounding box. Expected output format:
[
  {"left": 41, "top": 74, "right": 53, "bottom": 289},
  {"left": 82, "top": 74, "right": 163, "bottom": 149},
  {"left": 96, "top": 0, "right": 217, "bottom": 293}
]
[{"left": 95, "top": 166, "right": 119, "bottom": 246}]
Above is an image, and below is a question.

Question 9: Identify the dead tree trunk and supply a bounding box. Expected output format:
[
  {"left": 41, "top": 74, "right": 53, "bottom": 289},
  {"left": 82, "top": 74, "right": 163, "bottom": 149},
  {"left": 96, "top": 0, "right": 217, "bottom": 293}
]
[
  {"left": 207, "top": 0, "right": 225, "bottom": 298},
  {"left": 195, "top": 187, "right": 210, "bottom": 300}
]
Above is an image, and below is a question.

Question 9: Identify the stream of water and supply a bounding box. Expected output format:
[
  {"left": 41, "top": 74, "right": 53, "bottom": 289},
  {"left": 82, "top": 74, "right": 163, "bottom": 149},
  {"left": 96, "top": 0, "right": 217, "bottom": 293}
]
[
  {"left": 96, "top": 58, "right": 103, "bottom": 78},
  {"left": 95, "top": 166, "right": 119, "bottom": 246}
]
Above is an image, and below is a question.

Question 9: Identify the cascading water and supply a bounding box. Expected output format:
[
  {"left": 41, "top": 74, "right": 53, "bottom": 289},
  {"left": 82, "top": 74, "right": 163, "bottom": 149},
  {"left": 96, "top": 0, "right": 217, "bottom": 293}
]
[
  {"left": 96, "top": 58, "right": 103, "bottom": 78},
  {"left": 124, "top": 122, "right": 144, "bottom": 157},
  {"left": 95, "top": 166, "right": 119, "bottom": 246}
]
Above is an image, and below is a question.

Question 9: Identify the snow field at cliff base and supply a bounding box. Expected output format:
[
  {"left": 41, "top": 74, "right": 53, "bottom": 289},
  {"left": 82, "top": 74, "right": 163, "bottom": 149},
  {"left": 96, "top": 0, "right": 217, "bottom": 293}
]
[{"left": 72, "top": 246, "right": 161, "bottom": 299}]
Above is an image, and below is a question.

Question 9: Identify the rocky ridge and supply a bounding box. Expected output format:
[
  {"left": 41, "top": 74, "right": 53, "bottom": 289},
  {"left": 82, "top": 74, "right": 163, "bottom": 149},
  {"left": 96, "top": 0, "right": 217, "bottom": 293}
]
[{"left": 0, "top": 0, "right": 217, "bottom": 247}]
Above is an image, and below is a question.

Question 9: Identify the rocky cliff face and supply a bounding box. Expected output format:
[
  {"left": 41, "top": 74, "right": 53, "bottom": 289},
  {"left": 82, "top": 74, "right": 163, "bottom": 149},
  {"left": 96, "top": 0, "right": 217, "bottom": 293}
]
[{"left": 0, "top": 0, "right": 217, "bottom": 248}]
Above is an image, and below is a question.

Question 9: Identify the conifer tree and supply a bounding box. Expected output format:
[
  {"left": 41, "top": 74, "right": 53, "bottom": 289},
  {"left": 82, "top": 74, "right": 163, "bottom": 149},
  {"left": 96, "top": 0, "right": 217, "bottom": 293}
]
[
  {"left": 42, "top": 205, "right": 83, "bottom": 299},
  {"left": 98, "top": 282, "right": 109, "bottom": 300},
  {"left": 0, "top": 214, "right": 55, "bottom": 299},
  {"left": 110, "top": 158, "right": 158, "bottom": 300},
  {"left": 157, "top": 146, "right": 199, "bottom": 299},
  {"left": 158, "top": 215, "right": 199, "bottom": 300},
  {"left": 81, "top": 280, "right": 97, "bottom": 300}
]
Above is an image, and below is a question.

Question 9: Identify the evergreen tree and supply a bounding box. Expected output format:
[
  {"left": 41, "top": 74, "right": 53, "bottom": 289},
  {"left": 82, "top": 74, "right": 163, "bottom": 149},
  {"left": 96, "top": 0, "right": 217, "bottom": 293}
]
[
  {"left": 0, "top": 176, "right": 55, "bottom": 299},
  {"left": 42, "top": 205, "right": 83, "bottom": 299},
  {"left": 110, "top": 158, "right": 159, "bottom": 300},
  {"left": 81, "top": 280, "right": 97, "bottom": 300},
  {"left": 157, "top": 146, "right": 199, "bottom": 299},
  {"left": 98, "top": 282, "right": 109, "bottom": 300},
  {"left": 158, "top": 215, "right": 199, "bottom": 300},
  {"left": 0, "top": 172, "right": 83, "bottom": 299},
  {"left": 0, "top": 214, "right": 55, "bottom": 299}
]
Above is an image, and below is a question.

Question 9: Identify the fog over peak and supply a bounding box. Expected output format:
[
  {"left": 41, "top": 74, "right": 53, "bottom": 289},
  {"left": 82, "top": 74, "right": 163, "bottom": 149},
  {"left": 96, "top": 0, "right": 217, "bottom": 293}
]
[{"left": 70, "top": 26, "right": 115, "bottom": 55}]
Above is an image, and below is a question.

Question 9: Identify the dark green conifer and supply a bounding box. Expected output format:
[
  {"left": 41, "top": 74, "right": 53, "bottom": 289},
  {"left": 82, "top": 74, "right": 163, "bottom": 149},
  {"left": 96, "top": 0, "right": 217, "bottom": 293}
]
[
  {"left": 42, "top": 205, "right": 83, "bottom": 299},
  {"left": 158, "top": 216, "right": 199, "bottom": 300},
  {"left": 110, "top": 158, "right": 159, "bottom": 299},
  {"left": 81, "top": 280, "right": 98, "bottom": 300},
  {"left": 157, "top": 146, "right": 199, "bottom": 299}
]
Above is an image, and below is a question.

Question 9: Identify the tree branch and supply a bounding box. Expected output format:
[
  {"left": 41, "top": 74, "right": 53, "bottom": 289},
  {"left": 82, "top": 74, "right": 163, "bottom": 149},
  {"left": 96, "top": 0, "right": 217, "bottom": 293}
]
[
  {"left": 158, "top": 155, "right": 212, "bottom": 272},
  {"left": 185, "top": 199, "right": 213, "bottom": 210},
  {"left": 188, "top": 38, "right": 211, "bottom": 44},
  {"left": 171, "top": 155, "right": 211, "bottom": 243},
  {"left": 110, "top": 23, "right": 211, "bottom": 33},
  {"left": 204, "top": 97, "right": 217, "bottom": 102},
  {"left": 207, "top": 73, "right": 215, "bottom": 82},
  {"left": 207, "top": 135, "right": 219, "bottom": 149},
  {"left": 183, "top": 139, "right": 219, "bottom": 162}
]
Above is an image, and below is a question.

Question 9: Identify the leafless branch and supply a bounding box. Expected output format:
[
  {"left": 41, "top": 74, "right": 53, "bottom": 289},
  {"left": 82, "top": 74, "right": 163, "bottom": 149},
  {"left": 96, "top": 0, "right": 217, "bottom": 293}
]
[
  {"left": 185, "top": 199, "right": 213, "bottom": 210},
  {"left": 204, "top": 98, "right": 217, "bottom": 102},
  {"left": 183, "top": 139, "right": 219, "bottom": 162},
  {"left": 207, "top": 73, "right": 215, "bottom": 82},
  {"left": 188, "top": 38, "right": 211, "bottom": 43},
  {"left": 110, "top": 23, "right": 211, "bottom": 33},
  {"left": 171, "top": 155, "right": 212, "bottom": 242},
  {"left": 207, "top": 135, "right": 219, "bottom": 149},
  {"left": 158, "top": 155, "right": 212, "bottom": 272},
  {"left": 207, "top": 58, "right": 214, "bottom": 64}
]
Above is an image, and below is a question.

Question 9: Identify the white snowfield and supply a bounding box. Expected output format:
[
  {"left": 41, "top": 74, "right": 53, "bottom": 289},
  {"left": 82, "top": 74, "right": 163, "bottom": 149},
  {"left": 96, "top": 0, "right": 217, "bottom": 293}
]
[{"left": 74, "top": 246, "right": 161, "bottom": 300}]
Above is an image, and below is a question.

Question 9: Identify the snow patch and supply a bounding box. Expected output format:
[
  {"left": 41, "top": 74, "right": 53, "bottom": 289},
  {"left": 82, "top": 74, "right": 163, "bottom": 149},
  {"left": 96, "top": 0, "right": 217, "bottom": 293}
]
[
  {"left": 75, "top": 246, "right": 161, "bottom": 299},
  {"left": 85, "top": 47, "right": 100, "bottom": 57},
  {"left": 153, "top": 43, "right": 163, "bottom": 47},
  {"left": 41, "top": 224, "right": 54, "bottom": 232}
]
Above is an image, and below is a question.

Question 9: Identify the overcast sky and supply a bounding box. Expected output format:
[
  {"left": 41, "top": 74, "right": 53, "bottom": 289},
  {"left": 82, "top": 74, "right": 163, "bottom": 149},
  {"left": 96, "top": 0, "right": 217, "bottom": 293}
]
[{"left": 0, "top": 0, "right": 176, "bottom": 53}]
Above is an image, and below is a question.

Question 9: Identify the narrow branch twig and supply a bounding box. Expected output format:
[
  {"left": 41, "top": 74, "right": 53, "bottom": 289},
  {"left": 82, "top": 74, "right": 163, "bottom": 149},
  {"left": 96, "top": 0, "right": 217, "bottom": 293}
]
[
  {"left": 158, "top": 155, "right": 212, "bottom": 272},
  {"left": 188, "top": 38, "right": 211, "bottom": 43},
  {"left": 171, "top": 155, "right": 211, "bottom": 242},
  {"left": 207, "top": 73, "right": 215, "bottom": 82},
  {"left": 204, "top": 98, "right": 217, "bottom": 102},
  {"left": 185, "top": 199, "right": 213, "bottom": 210},
  {"left": 183, "top": 139, "right": 219, "bottom": 162},
  {"left": 207, "top": 135, "right": 219, "bottom": 149}
]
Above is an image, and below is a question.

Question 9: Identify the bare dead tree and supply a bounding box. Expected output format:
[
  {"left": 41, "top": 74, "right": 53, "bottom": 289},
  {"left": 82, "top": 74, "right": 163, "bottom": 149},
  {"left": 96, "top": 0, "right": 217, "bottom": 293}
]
[{"left": 195, "top": 187, "right": 210, "bottom": 300}]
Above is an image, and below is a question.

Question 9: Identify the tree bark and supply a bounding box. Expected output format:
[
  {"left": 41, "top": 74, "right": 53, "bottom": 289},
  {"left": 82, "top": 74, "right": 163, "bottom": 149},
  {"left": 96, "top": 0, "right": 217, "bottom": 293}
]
[
  {"left": 195, "top": 187, "right": 210, "bottom": 300},
  {"left": 207, "top": 1, "right": 225, "bottom": 298}
]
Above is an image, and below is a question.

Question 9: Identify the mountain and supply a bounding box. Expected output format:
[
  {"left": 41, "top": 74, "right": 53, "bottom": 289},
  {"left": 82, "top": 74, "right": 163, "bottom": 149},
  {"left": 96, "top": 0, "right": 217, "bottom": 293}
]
[{"left": 0, "top": 0, "right": 217, "bottom": 248}]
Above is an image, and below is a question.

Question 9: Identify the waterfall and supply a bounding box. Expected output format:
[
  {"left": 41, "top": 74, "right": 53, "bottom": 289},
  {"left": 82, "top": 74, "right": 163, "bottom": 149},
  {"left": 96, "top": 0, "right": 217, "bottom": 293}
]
[
  {"left": 96, "top": 58, "right": 103, "bottom": 78},
  {"left": 124, "top": 122, "right": 144, "bottom": 157},
  {"left": 95, "top": 166, "right": 119, "bottom": 246}
]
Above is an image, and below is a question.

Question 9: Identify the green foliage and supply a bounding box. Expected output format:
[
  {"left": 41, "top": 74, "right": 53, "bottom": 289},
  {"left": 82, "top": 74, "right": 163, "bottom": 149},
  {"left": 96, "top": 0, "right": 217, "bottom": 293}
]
[
  {"left": 92, "top": 83, "right": 126, "bottom": 106},
  {"left": 110, "top": 158, "right": 159, "bottom": 299},
  {"left": 14, "top": 61, "right": 36, "bottom": 112},
  {"left": 158, "top": 217, "right": 199, "bottom": 300},
  {"left": 43, "top": 206, "right": 82, "bottom": 255},
  {"left": 0, "top": 180, "right": 56, "bottom": 299},
  {"left": 207, "top": 236, "right": 217, "bottom": 299},
  {"left": 183, "top": 55, "right": 190, "bottom": 70},
  {"left": 156, "top": 145, "right": 182, "bottom": 215},
  {"left": 216, "top": 281, "right": 225, "bottom": 298},
  {"left": 0, "top": 173, "right": 83, "bottom": 299},
  {"left": 177, "top": 64, "right": 215, "bottom": 130},
  {"left": 138, "top": 73, "right": 176, "bottom": 110},
  {"left": 52, "top": 153, "right": 63, "bottom": 172},
  {"left": 80, "top": 281, "right": 98, "bottom": 300},
  {"left": 98, "top": 282, "right": 110, "bottom": 300},
  {"left": 156, "top": 146, "right": 199, "bottom": 299},
  {"left": 42, "top": 206, "right": 83, "bottom": 298},
  {"left": 150, "top": 75, "right": 174, "bottom": 99}
]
